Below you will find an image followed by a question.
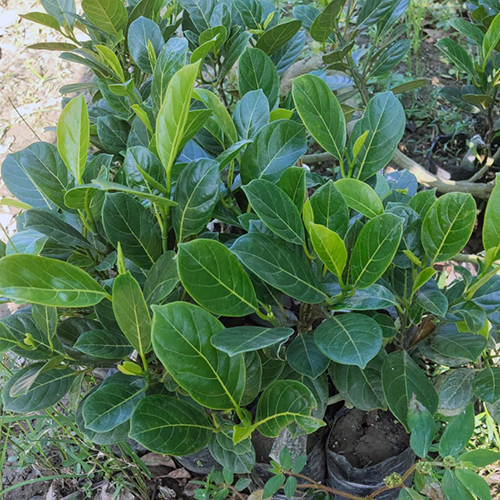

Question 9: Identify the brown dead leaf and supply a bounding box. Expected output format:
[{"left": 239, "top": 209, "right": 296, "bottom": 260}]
[
  {"left": 141, "top": 452, "right": 176, "bottom": 468},
  {"left": 247, "top": 490, "right": 263, "bottom": 500},
  {"left": 421, "top": 482, "right": 445, "bottom": 500},
  {"left": 167, "top": 467, "right": 191, "bottom": 479}
]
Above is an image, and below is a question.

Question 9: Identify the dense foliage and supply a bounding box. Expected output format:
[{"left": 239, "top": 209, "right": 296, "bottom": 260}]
[{"left": 1, "top": 0, "right": 500, "bottom": 499}]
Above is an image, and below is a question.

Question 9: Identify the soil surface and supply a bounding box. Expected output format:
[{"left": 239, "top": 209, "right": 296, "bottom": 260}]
[{"left": 329, "top": 409, "right": 410, "bottom": 469}]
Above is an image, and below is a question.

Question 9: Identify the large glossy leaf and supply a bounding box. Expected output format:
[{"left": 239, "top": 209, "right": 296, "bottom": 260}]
[
  {"left": 483, "top": 12, "right": 500, "bottom": 62},
  {"left": 178, "top": 239, "right": 258, "bottom": 317},
  {"left": 208, "top": 431, "right": 256, "bottom": 474},
  {"left": 381, "top": 350, "right": 438, "bottom": 428},
  {"left": 130, "top": 395, "right": 213, "bottom": 455},
  {"left": 421, "top": 192, "right": 476, "bottom": 263},
  {"left": 314, "top": 313, "right": 382, "bottom": 368},
  {"left": 349, "top": 213, "right": 403, "bottom": 288},
  {"left": 82, "top": 381, "right": 145, "bottom": 432},
  {"left": 240, "top": 120, "right": 307, "bottom": 184},
  {"left": 211, "top": 326, "right": 294, "bottom": 356},
  {"left": 473, "top": 368, "right": 500, "bottom": 404},
  {"left": 151, "top": 38, "right": 188, "bottom": 113},
  {"left": 437, "top": 368, "right": 475, "bottom": 413},
  {"left": 180, "top": 0, "right": 214, "bottom": 33},
  {"left": 0, "top": 255, "right": 107, "bottom": 307},
  {"left": 329, "top": 352, "right": 386, "bottom": 411},
  {"left": 256, "top": 20, "right": 302, "bottom": 55},
  {"left": 5, "top": 230, "right": 47, "bottom": 256},
  {"left": 436, "top": 38, "right": 475, "bottom": 77},
  {"left": 232, "top": 233, "right": 327, "bottom": 304},
  {"left": 271, "top": 30, "right": 306, "bottom": 75},
  {"left": 156, "top": 61, "right": 200, "bottom": 187},
  {"left": 40, "top": 0, "right": 76, "bottom": 27},
  {"left": 310, "top": 0, "right": 342, "bottom": 42},
  {"left": 335, "top": 178, "right": 383, "bottom": 218},
  {"left": 309, "top": 180, "right": 349, "bottom": 236},
  {"left": 241, "top": 352, "right": 262, "bottom": 406},
  {"left": 293, "top": 74, "right": 345, "bottom": 161},
  {"left": 254, "top": 380, "right": 323, "bottom": 438},
  {"left": 416, "top": 289, "right": 448, "bottom": 317},
  {"left": 234, "top": 90, "right": 270, "bottom": 141},
  {"left": 0, "top": 322, "right": 18, "bottom": 353},
  {"left": 172, "top": 159, "right": 220, "bottom": 240},
  {"left": 102, "top": 192, "right": 162, "bottom": 269},
  {"left": 239, "top": 47, "right": 279, "bottom": 108},
  {"left": 287, "top": 334, "right": 329, "bottom": 379},
  {"left": 431, "top": 324, "right": 486, "bottom": 361},
  {"left": 2, "top": 364, "right": 75, "bottom": 412},
  {"left": 483, "top": 175, "right": 500, "bottom": 255},
  {"left": 112, "top": 272, "right": 151, "bottom": 356},
  {"left": 347, "top": 92, "right": 405, "bottom": 180},
  {"left": 81, "top": 0, "right": 128, "bottom": 35},
  {"left": 152, "top": 302, "right": 245, "bottom": 409},
  {"left": 309, "top": 223, "right": 347, "bottom": 281},
  {"left": 143, "top": 251, "right": 179, "bottom": 305},
  {"left": 439, "top": 404, "right": 474, "bottom": 457},
  {"left": 74, "top": 329, "right": 133, "bottom": 359},
  {"left": 278, "top": 167, "right": 306, "bottom": 212},
  {"left": 128, "top": 16, "right": 164, "bottom": 74},
  {"left": 407, "top": 397, "right": 436, "bottom": 458},
  {"left": 57, "top": 94, "right": 89, "bottom": 183},
  {"left": 97, "top": 115, "right": 130, "bottom": 155},
  {"left": 371, "top": 39, "right": 411, "bottom": 76},
  {"left": 330, "top": 284, "right": 398, "bottom": 311},
  {"left": 243, "top": 179, "right": 305, "bottom": 245}
]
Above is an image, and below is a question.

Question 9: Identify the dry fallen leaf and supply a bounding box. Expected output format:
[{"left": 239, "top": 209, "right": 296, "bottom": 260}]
[
  {"left": 167, "top": 467, "right": 191, "bottom": 479},
  {"left": 141, "top": 452, "right": 176, "bottom": 468}
]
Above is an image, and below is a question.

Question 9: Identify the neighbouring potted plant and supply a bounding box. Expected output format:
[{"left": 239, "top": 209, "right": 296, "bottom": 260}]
[{"left": 1, "top": 1, "right": 500, "bottom": 500}]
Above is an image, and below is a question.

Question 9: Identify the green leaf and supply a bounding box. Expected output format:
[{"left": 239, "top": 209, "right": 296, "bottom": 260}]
[
  {"left": 436, "top": 37, "right": 475, "bottom": 77},
  {"left": 439, "top": 403, "right": 474, "bottom": 457},
  {"left": 128, "top": 16, "right": 164, "bottom": 74},
  {"left": 156, "top": 61, "right": 200, "bottom": 186},
  {"left": 349, "top": 213, "right": 404, "bottom": 289},
  {"left": 82, "top": 381, "right": 145, "bottom": 432},
  {"left": 330, "top": 285, "right": 398, "bottom": 311},
  {"left": 234, "top": 89, "right": 270, "bottom": 140},
  {"left": 232, "top": 233, "right": 327, "bottom": 304},
  {"left": 381, "top": 350, "right": 438, "bottom": 428},
  {"left": 309, "top": 223, "right": 347, "bottom": 281},
  {"left": 257, "top": 20, "right": 302, "bottom": 55},
  {"left": 456, "top": 469, "right": 492, "bottom": 500},
  {"left": 263, "top": 474, "right": 285, "bottom": 499},
  {"left": 40, "top": 0, "right": 76, "bottom": 28},
  {"left": 241, "top": 351, "right": 262, "bottom": 406},
  {"left": 329, "top": 353, "right": 386, "bottom": 411},
  {"left": 178, "top": 239, "right": 258, "bottom": 317},
  {"left": 254, "top": 380, "right": 323, "bottom": 437},
  {"left": 57, "top": 94, "right": 89, "bottom": 183},
  {"left": 335, "top": 178, "right": 384, "bottom": 218},
  {"left": 81, "top": 0, "right": 128, "bottom": 35},
  {"left": 483, "top": 12, "right": 500, "bottom": 63},
  {"left": 74, "top": 329, "right": 133, "bottom": 359},
  {"left": 347, "top": 92, "right": 405, "bottom": 180},
  {"left": 240, "top": 120, "right": 307, "bottom": 184},
  {"left": 97, "top": 115, "right": 130, "bottom": 155},
  {"left": 151, "top": 38, "right": 188, "bottom": 114},
  {"left": 172, "top": 159, "right": 220, "bottom": 241},
  {"left": 2, "top": 364, "right": 75, "bottom": 412},
  {"left": 421, "top": 192, "right": 476, "bottom": 263},
  {"left": 442, "top": 470, "right": 474, "bottom": 500},
  {"left": 315, "top": 313, "right": 382, "bottom": 368},
  {"left": 292, "top": 74, "right": 346, "bottom": 161},
  {"left": 371, "top": 39, "right": 411, "bottom": 76},
  {"left": 239, "top": 47, "right": 279, "bottom": 108},
  {"left": 212, "top": 327, "right": 294, "bottom": 356},
  {"left": 483, "top": 174, "right": 500, "bottom": 255},
  {"left": 473, "top": 368, "right": 500, "bottom": 404},
  {"left": 437, "top": 368, "right": 475, "bottom": 413},
  {"left": 431, "top": 324, "right": 486, "bottom": 361},
  {"left": 309, "top": 180, "right": 349, "bottom": 236},
  {"left": 243, "top": 179, "right": 305, "bottom": 245},
  {"left": 459, "top": 449, "right": 500, "bottom": 468},
  {"left": 6, "top": 230, "right": 48, "bottom": 256},
  {"left": 130, "top": 395, "right": 213, "bottom": 455},
  {"left": 287, "top": 334, "right": 329, "bottom": 379},
  {"left": 450, "top": 18, "right": 484, "bottom": 45},
  {"left": 113, "top": 271, "right": 151, "bottom": 356},
  {"left": 208, "top": 431, "right": 256, "bottom": 473},
  {"left": 0, "top": 255, "right": 107, "bottom": 307},
  {"left": 408, "top": 396, "right": 437, "bottom": 458},
  {"left": 152, "top": 302, "right": 245, "bottom": 410},
  {"left": 102, "top": 193, "right": 162, "bottom": 269},
  {"left": 27, "top": 42, "right": 78, "bottom": 50},
  {"left": 278, "top": 167, "right": 306, "bottom": 212},
  {"left": 0, "top": 322, "right": 18, "bottom": 353},
  {"left": 310, "top": 0, "right": 343, "bottom": 42},
  {"left": 284, "top": 476, "right": 297, "bottom": 499},
  {"left": 416, "top": 289, "right": 448, "bottom": 317},
  {"left": 143, "top": 251, "right": 179, "bottom": 305},
  {"left": 32, "top": 304, "right": 57, "bottom": 341}
]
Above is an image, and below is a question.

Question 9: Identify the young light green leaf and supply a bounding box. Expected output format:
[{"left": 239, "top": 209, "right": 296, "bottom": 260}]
[
  {"left": 243, "top": 179, "right": 305, "bottom": 245},
  {"left": 422, "top": 192, "right": 476, "bottom": 263},
  {"left": 335, "top": 178, "right": 384, "bottom": 218},
  {"left": 57, "top": 94, "right": 89, "bottom": 183},
  {"left": 130, "top": 395, "right": 213, "bottom": 455},
  {"left": 152, "top": 302, "right": 245, "bottom": 410},
  {"left": 211, "top": 327, "right": 294, "bottom": 356},
  {"left": 315, "top": 313, "right": 382, "bottom": 368},
  {"left": 483, "top": 12, "right": 500, "bottom": 63},
  {"left": 113, "top": 272, "right": 152, "bottom": 356},
  {"left": 82, "top": 0, "right": 128, "bottom": 36},
  {"left": 309, "top": 223, "right": 347, "bottom": 282},
  {"left": 178, "top": 239, "right": 258, "bottom": 317},
  {"left": 0, "top": 255, "right": 107, "bottom": 307},
  {"left": 292, "top": 74, "right": 346, "bottom": 161}
]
